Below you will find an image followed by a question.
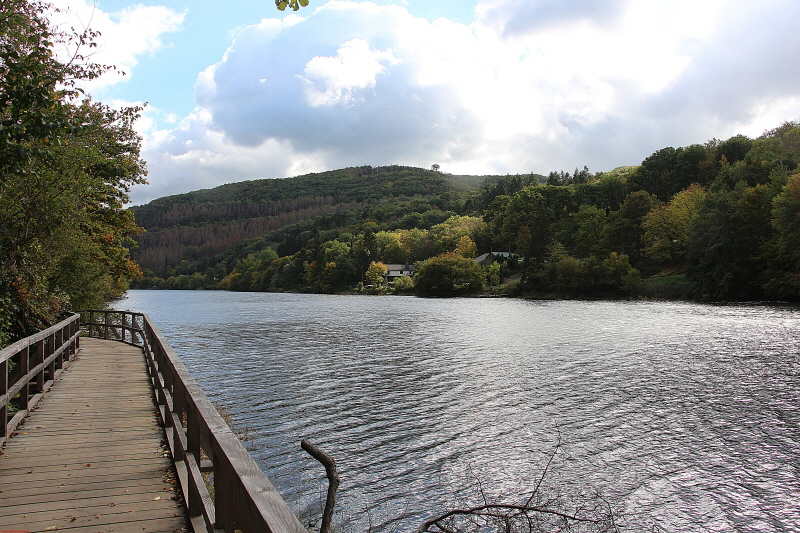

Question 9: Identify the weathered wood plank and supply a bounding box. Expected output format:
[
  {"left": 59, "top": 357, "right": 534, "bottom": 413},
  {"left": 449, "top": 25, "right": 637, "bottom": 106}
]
[
  {"left": 1, "top": 490, "right": 180, "bottom": 517},
  {"left": 0, "top": 476, "right": 174, "bottom": 502},
  {"left": 0, "top": 455, "right": 172, "bottom": 474},
  {"left": 2, "top": 509, "right": 185, "bottom": 532},
  {"left": 0, "top": 337, "right": 187, "bottom": 533}
]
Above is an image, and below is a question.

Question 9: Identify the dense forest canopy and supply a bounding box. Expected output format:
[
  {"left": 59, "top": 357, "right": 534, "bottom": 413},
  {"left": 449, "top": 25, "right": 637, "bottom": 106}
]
[
  {"left": 0, "top": 0, "right": 146, "bottom": 346},
  {"left": 130, "top": 122, "right": 800, "bottom": 302}
]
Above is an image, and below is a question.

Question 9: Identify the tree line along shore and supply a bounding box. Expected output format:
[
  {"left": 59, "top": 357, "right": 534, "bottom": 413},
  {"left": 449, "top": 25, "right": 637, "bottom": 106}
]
[{"left": 131, "top": 124, "right": 800, "bottom": 304}]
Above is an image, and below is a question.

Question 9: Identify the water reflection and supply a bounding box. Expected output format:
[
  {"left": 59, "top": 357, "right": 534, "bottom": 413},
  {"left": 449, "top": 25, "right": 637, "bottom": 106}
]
[{"left": 115, "top": 291, "right": 800, "bottom": 532}]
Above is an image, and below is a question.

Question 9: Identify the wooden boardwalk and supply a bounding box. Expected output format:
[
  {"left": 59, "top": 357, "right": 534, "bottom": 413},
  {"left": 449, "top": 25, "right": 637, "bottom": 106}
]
[{"left": 0, "top": 337, "right": 187, "bottom": 533}]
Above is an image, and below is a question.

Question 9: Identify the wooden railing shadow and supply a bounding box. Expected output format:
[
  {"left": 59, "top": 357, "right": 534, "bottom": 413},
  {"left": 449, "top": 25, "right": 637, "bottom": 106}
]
[
  {"left": 83, "top": 310, "right": 307, "bottom": 533},
  {"left": 1, "top": 313, "right": 81, "bottom": 447}
]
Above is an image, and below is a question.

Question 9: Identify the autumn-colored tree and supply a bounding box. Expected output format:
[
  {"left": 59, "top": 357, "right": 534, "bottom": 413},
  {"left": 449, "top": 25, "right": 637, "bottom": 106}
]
[
  {"left": 454, "top": 235, "right": 477, "bottom": 258},
  {"left": 365, "top": 261, "right": 388, "bottom": 286},
  {"left": 1, "top": 1, "right": 146, "bottom": 344},
  {"left": 275, "top": 0, "right": 308, "bottom": 11}
]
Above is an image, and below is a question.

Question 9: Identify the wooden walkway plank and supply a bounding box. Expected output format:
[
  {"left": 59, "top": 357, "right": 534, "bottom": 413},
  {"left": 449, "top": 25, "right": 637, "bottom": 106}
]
[{"left": 0, "top": 337, "right": 187, "bottom": 533}]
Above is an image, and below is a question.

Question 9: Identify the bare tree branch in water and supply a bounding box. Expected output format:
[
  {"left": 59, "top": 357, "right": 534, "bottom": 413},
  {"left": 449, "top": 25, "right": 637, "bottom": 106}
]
[
  {"left": 416, "top": 439, "right": 621, "bottom": 533},
  {"left": 302, "top": 438, "right": 340, "bottom": 533},
  {"left": 416, "top": 499, "right": 620, "bottom": 533}
]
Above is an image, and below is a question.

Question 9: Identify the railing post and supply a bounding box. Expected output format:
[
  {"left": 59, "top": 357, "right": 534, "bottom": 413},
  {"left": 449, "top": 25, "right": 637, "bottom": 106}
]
[
  {"left": 1, "top": 357, "right": 7, "bottom": 442},
  {"left": 46, "top": 332, "right": 56, "bottom": 379},
  {"left": 161, "top": 362, "right": 173, "bottom": 431},
  {"left": 20, "top": 345, "right": 30, "bottom": 409},
  {"left": 162, "top": 358, "right": 174, "bottom": 413},
  {"left": 57, "top": 323, "right": 66, "bottom": 365},
  {"left": 171, "top": 385, "right": 185, "bottom": 462},
  {"left": 186, "top": 405, "right": 203, "bottom": 520},
  {"left": 74, "top": 314, "right": 80, "bottom": 352},
  {"left": 214, "top": 453, "right": 236, "bottom": 533},
  {"left": 35, "top": 339, "right": 45, "bottom": 393}
]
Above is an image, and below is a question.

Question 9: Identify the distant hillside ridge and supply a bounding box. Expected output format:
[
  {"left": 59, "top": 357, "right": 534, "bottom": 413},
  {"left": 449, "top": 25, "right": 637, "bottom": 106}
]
[{"left": 130, "top": 165, "right": 472, "bottom": 275}]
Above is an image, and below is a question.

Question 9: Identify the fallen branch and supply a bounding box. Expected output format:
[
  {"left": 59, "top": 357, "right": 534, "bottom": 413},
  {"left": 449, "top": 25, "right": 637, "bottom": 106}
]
[
  {"left": 301, "top": 438, "right": 340, "bottom": 533},
  {"left": 416, "top": 435, "right": 620, "bottom": 533},
  {"left": 417, "top": 502, "right": 609, "bottom": 533}
]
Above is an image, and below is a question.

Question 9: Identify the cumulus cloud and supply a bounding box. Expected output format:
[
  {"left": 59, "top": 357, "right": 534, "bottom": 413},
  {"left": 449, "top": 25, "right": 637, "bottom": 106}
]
[
  {"left": 49, "top": 0, "right": 185, "bottom": 93},
  {"left": 134, "top": 2, "right": 488, "bottom": 203},
  {"left": 131, "top": 0, "right": 800, "bottom": 204},
  {"left": 475, "top": 0, "right": 629, "bottom": 36},
  {"left": 197, "top": 3, "right": 483, "bottom": 157},
  {"left": 302, "top": 38, "right": 394, "bottom": 107}
]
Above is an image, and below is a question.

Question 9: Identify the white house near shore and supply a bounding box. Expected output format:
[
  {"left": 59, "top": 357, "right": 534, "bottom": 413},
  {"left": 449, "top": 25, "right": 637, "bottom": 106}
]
[
  {"left": 384, "top": 264, "right": 415, "bottom": 281},
  {"left": 475, "top": 252, "right": 511, "bottom": 266}
]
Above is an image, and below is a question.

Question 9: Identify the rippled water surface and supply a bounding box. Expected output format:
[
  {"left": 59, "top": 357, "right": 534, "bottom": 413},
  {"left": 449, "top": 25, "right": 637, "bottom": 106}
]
[{"left": 115, "top": 291, "right": 800, "bottom": 532}]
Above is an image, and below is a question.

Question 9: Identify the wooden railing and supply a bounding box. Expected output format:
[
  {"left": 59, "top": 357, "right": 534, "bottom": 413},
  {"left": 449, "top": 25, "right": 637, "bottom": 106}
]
[
  {"left": 1, "top": 313, "right": 81, "bottom": 446},
  {"left": 83, "top": 310, "right": 306, "bottom": 533}
]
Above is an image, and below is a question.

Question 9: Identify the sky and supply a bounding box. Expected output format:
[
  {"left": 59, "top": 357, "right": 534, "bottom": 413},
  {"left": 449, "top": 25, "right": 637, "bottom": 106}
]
[{"left": 49, "top": 0, "right": 800, "bottom": 205}]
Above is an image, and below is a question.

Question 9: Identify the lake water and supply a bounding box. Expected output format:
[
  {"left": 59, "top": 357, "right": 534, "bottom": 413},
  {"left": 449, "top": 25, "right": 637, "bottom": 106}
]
[{"left": 113, "top": 290, "right": 800, "bottom": 532}]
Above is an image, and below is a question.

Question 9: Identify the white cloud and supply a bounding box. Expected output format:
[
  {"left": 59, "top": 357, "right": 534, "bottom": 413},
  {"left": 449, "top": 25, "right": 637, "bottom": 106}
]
[
  {"left": 475, "top": 0, "right": 630, "bottom": 35},
  {"left": 302, "top": 38, "right": 394, "bottom": 107},
  {"left": 49, "top": 0, "right": 185, "bottom": 93},
  {"left": 131, "top": 0, "right": 800, "bottom": 204}
]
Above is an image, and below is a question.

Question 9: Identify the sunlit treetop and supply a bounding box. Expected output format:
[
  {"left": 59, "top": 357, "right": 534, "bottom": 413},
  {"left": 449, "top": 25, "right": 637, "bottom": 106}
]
[{"left": 275, "top": 0, "right": 309, "bottom": 11}]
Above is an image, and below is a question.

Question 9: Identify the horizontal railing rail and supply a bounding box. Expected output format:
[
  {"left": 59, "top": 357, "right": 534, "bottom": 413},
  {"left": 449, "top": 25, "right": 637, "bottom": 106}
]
[
  {"left": 82, "top": 310, "right": 305, "bottom": 533},
  {"left": 1, "top": 313, "right": 81, "bottom": 446},
  {"left": 83, "top": 309, "right": 146, "bottom": 344}
]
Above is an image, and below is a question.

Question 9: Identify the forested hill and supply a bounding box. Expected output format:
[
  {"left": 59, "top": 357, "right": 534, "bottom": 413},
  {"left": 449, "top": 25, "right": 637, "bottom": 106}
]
[
  {"left": 133, "top": 165, "right": 453, "bottom": 226},
  {"left": 130, "top": 165, "right": 485, "bottom": 277},
  {"left": 131, "top": 121, "right": 800, "bottom": 301}
]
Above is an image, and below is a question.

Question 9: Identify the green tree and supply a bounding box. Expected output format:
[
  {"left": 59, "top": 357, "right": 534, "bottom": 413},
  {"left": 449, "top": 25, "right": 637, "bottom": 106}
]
[
  {"left": 414, "top": 253, "right": 486, "bottom": 296},
  {"left": 717, "top": 134, "right": 753, "bottom": 166},
  {"left": 570, "top": 205, "right": 610, "bottom": 258},
  {"left": 629, "top": 147, "right": 677, "bottom": 200},
  {"left": 686, "top": 184, "right": 773, "bottom": 299},
  {"left": 382, "top": 237, "right": 409, "bottom": 264},
  {"left": 0, "top": 2, "right": 147, "bottom": 344},
  {"left": 608, "top": 190, "right": 657, "bottom": 267},
  {"left": 309, "top": 239, "right": 358, "bottom": 292},
  {"left": 501, "top": 187, "right": 554, "bottom": 263},
  {"left": 268, "top": 255, "right": 305, "bottom": 291},
  {"left": 1, "top": 0, "right": 101, "bottom": 178},
  {"left": 398, "top": 228, "right": 434, "bottom": 262},
  {"left": 552, "top": 256, "right": 583, "bottom": 292},
  {"left": 642, "top": 184, "right": 706, "bottom": 265},
  {"left": 486, "top": 262, "right": 502, "bottom": 286},
  {"left": 392, "top": 275, "right": 414, "bottom": 292},
  {"left": 597, "top": 252, "right": 641, "bottom": 293},
  {"left": 761, "top": 172, "right": 800, "bottom": 299}
]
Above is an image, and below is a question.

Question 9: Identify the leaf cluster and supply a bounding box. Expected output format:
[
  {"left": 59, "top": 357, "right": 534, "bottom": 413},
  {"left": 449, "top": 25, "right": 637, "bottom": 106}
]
[{"left": 275, "top": 0, "right": 309, "bottom": 11}]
